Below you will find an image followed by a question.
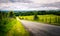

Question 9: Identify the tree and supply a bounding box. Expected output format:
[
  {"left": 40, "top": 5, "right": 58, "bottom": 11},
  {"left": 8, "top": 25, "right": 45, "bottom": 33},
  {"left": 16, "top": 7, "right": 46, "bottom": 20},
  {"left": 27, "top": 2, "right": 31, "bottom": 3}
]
[
  {"left": 0, "top": 11, "right": 2, "bottom": 19},
  {"left": 34, "top": 12, "right": 39, "bottom": 20},
  {"left": 8, "top": 11, "right": 15, "bottom": 18}
]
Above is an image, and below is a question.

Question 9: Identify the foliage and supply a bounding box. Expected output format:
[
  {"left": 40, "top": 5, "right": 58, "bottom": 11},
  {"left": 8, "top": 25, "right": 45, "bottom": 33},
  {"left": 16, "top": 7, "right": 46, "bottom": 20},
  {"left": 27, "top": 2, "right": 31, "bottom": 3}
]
[
  {"left": 0, "top": 11, "right": 29, "bottom": 36},
  {"left": 13, "top": 10, "right": 60, "bottom": 16},
  {"left": 6, "top": 19, "right": 29, "bottom": 36},
  {"left": 8, "top": 11, "right": 15, "bottom": 18},
  {"left": 34, "top": 12, "right": 39, "bottom": 20}
]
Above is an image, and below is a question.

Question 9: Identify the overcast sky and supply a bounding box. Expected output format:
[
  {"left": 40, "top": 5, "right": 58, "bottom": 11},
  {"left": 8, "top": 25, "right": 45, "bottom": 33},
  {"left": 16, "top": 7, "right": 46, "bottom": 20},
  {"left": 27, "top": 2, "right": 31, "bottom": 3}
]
[{"left": 0, "top": 0, "right": 60, "bottom": 11}]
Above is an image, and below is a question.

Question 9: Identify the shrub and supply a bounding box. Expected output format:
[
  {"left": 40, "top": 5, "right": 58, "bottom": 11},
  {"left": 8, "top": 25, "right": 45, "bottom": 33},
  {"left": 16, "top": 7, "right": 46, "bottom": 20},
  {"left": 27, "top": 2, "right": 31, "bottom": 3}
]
[{"left": 34, "top": 14, "right": 39, "bottom": 20}]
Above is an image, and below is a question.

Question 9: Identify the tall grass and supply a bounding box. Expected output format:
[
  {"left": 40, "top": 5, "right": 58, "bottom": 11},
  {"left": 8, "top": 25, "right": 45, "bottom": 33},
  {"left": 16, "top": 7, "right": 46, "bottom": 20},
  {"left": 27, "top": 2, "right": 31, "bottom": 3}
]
[
  {"left": 6, "top": 19, "right": 29, "bottom": 36},
  {"left": 0, "top": 17, "right": 17, "bottom": 36},
  {"left": 0, "top": 17, "right": 29, "bottom": 36},
  {"left": 0, "top": 12, "right": 30, "bottom": 36}
]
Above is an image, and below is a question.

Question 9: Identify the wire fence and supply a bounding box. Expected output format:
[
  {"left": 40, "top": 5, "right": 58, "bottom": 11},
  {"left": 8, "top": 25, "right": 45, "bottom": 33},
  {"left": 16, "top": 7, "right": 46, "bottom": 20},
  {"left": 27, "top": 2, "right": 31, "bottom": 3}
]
[{"left": 39, "top": 16, "right": 60, "bottom": 24}]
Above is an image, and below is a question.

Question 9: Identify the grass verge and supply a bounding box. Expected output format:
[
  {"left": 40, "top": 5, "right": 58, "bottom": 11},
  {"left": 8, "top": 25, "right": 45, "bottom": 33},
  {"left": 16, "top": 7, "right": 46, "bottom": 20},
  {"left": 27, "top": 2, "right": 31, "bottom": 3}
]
[{"left": 0, "top": 18, "right": 29, "bottom": 36}]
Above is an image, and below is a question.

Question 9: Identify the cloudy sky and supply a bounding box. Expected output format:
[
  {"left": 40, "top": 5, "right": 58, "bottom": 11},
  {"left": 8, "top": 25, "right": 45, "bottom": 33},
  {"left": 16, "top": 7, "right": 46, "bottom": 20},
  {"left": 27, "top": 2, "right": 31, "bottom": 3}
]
[{"left": 0, "top": 0, "right": 60, "bottom": 11}]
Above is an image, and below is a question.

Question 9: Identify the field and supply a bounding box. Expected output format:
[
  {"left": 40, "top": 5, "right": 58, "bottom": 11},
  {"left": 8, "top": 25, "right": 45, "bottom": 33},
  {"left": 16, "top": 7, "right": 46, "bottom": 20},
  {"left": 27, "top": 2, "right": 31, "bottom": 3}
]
[
  {"left": 0, "top": 18, "right": 29, "bottom": 36},
  {"left": 19, "top": 15, "right": 60, "bottom": 26},
  {"left": 0, "top": 10, "right": 60, "bottom": 36}
]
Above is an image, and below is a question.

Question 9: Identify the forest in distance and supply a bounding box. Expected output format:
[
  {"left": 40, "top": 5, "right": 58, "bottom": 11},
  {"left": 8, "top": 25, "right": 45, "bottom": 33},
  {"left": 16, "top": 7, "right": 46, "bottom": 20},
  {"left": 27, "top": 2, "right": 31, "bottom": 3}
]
[{"left": 1, "top": 10, "right": 60, "bottom": 16}]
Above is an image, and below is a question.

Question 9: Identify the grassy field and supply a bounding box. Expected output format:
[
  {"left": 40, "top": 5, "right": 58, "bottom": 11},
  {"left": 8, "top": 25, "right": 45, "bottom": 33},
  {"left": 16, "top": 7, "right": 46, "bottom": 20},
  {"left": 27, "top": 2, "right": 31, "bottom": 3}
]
[
  {"left": 19, "top": 15, "right": 60, "bottom": 26},
  {"left": 0, "top": 18, "right": 29, "bottom": 36}
]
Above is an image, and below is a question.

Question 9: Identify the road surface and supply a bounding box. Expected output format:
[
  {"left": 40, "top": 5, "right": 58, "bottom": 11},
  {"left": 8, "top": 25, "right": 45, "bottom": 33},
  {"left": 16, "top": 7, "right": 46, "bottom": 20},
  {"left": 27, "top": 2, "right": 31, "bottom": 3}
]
[{"left": 17, "top": 17, "right": 60, "bottom": 36}]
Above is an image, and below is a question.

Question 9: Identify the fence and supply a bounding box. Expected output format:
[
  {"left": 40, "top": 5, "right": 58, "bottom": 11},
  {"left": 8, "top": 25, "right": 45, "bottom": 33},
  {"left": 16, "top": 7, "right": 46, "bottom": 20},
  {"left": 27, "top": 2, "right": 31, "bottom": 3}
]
[{"left": 39, "top": 16, "right": 60, "bottom": 24}]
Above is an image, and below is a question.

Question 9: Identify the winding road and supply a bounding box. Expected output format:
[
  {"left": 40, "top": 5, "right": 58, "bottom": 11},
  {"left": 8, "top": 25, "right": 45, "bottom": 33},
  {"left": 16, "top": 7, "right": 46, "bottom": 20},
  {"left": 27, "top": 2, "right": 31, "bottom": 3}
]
[{"left": 17, "top": 17, "right": 60, "bottom": 36}]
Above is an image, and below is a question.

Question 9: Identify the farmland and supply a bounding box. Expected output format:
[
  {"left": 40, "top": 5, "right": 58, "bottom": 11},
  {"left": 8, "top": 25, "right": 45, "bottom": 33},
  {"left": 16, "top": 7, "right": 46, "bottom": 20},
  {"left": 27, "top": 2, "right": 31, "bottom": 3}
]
[{"left": 19, "top": 15, "right": 60, "bottom": 26}]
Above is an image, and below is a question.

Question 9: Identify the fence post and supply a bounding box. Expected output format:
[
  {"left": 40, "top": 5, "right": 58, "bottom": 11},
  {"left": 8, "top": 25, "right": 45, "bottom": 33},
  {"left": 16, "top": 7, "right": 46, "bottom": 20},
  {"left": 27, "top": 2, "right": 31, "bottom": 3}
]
[
  {"left": 49, "top": 17, "right": 51, "bottom": 24},
  {"left": 57, "top": 16, "right": 58, "bottom": 23},
  {"left": 46, "top": 17, "right": 47, "bottom": 23},
  {"left": 58, "top": 16, "right": 60, "bottom": 24}
]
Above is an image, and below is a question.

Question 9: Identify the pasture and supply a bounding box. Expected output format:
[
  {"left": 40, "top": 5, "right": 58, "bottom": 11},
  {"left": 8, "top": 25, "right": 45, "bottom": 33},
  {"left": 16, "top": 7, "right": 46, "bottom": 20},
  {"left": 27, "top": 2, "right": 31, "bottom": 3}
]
[{"left": 19, "top": 15, "right": 60, "bottom": 26}]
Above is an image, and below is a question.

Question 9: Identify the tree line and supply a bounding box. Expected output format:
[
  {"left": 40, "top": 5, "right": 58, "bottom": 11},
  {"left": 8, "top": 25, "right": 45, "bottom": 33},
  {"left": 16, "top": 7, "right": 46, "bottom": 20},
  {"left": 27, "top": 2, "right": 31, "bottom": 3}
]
[
  {"left": 14, "top": 10, "right": 60, "bottom": 16},
  {"left": 0, "top": 11, "right": 15, "bottom": 19},
  {"left": 0, "top": 10, "right": 60, "bottom": 17}
]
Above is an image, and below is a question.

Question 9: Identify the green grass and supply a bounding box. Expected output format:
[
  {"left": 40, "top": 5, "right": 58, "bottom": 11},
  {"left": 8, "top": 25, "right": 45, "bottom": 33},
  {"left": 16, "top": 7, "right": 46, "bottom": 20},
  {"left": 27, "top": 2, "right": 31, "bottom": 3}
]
[
  {"left": 0, "top": 18, "right": 29, "bottom": 36},
  {"left": 19, "top": 15, "right": 60, "bottom": 26}
]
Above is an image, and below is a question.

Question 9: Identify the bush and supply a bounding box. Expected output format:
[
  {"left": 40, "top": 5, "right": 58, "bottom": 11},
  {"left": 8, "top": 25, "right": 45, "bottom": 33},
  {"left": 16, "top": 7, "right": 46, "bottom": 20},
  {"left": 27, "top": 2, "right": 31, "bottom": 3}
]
[
  {"left": 8, "top": 11, "right": 15, "bottom": 18},
  {"left": 34, "top": 14, "right": 39, "bottom": 20}
]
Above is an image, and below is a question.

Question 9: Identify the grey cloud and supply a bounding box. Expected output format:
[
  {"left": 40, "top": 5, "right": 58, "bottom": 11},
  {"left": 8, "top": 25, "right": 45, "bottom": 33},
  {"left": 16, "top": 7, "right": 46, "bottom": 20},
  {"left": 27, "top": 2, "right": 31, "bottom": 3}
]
[
  {"left": 27, "top": 4, "right": 42, "bottom": 8},
  {"left": 10, "top": 0, "right": 32, "bottom": 3},
  {"left": 41, "top": 2, "right": 60, "bottom": 8},
  {"left": 0, "top": 0, "right": 9, "bottom": 3},
  {"left": 0, "top": 0, "right": 33, "bottom": 3}
]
